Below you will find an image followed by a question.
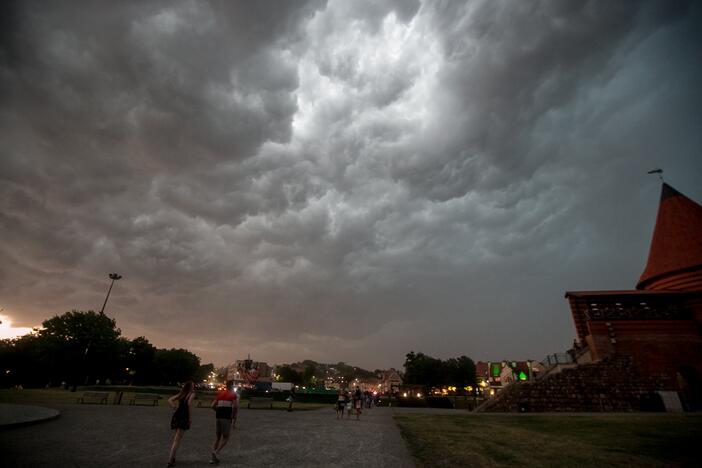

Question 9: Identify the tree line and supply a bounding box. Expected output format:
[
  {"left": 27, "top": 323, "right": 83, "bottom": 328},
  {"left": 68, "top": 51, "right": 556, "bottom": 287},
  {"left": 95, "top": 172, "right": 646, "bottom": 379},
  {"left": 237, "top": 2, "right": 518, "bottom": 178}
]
[
  {"left": 275, "top": 353, "right": 477, "bottom": 395},
  {"left": 0, "top": 310, "right": 213, "bottom": 388},
  {"left": 403, "top": 351, "right": 476, "bottom": 393},
  {"left": 274, "top": 360, "right": 380, "bottom": 388}
]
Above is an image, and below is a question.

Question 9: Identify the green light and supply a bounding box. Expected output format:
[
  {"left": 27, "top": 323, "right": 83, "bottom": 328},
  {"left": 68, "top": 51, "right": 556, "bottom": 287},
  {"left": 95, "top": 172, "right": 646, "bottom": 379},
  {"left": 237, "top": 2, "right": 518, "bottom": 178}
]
[
  {"left": 490, "top": 364, "right": 501, "bottom": 377},
  {"left": 519, "top": 371, "right": 527, "bottom": 381}
]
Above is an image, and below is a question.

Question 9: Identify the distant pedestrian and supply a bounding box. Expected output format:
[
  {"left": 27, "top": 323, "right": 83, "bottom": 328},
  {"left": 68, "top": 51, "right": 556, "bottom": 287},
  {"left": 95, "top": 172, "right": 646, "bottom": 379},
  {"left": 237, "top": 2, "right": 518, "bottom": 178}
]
[
  {"left": 354, "top": 386, "right": 362, "bottom": 420},
  {"left": 167, "top": 381, "right": 196, "bottom": 467},
  {"left": 336, "top": 389, "right": 347, "bottom": 419},
  {"left": 286, "top": 387, "right": 296, "bottom": 412},
  {"left": 209, "top": 382, "right": 238, "bottom": 464}
]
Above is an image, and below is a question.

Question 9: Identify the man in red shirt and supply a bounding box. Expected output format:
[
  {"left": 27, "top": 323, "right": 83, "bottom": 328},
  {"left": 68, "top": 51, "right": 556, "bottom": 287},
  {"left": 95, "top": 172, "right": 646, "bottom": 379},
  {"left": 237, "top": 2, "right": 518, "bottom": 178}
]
[{"left": 209, "top": 382, "right": 238, "bottom": 464}]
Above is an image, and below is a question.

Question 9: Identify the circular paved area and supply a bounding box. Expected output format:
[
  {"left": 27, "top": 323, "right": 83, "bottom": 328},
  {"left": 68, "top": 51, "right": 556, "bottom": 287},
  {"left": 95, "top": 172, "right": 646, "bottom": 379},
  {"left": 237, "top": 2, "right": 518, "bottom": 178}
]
[
  {"left": 0, "top": 404, "right": 415, "bottom": 467},
  {"left": 0, "top": 403, "right": 60, "bottom": 429}
]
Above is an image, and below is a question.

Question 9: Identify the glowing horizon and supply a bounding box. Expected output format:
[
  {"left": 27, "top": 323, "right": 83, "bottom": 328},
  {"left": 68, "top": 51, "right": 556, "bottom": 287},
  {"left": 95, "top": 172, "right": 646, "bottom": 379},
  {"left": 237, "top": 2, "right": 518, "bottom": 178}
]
[{"left": 0, "top": 314, "right": 34, "bottom": 340}]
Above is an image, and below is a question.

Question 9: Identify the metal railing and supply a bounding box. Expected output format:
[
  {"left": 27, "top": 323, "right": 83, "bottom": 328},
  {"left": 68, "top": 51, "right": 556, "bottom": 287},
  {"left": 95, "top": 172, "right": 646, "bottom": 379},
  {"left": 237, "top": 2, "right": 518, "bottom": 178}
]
[{"left": 541, "top": 353, "right": 574, "bottom": 367}]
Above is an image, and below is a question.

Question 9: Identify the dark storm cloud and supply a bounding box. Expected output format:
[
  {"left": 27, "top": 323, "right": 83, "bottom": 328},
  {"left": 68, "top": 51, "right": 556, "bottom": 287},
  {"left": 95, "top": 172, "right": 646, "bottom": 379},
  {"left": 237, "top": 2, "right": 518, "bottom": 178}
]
[{"left": 1, "top": 0, "right": 700, "bottom": 367}]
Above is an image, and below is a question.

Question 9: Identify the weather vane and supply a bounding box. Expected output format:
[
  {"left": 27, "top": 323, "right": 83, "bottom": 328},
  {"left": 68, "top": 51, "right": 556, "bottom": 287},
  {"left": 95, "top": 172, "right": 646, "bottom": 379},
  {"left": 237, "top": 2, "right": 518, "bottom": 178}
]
[{"left": 647, "top": 168, "right": 664, "bottom": 182}]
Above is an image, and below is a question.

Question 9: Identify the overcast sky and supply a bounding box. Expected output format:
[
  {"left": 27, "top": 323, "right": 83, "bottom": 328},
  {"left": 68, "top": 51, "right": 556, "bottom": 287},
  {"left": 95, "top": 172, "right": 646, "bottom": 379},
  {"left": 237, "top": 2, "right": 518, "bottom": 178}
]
[{"left": 1, "top": 0, "right": 700, "bottom": 369}]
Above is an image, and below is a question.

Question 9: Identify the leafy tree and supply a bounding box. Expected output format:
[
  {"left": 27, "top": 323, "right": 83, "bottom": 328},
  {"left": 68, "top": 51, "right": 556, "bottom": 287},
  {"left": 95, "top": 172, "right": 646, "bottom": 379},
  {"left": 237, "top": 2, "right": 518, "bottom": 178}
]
[
  {"left": 0, "top": 333, "right": 46, "bottom": 387},
  {"left": 39, "top": 310, "right": 122, "bottom": 386},
  {"left": 403, "top": 351, "right": 476, "bottom": 393},
  {"left": 125, "top": 336, "right": 157, "bottom": 385},
  {"left": 197, "top": 363, "right": 215, "bottom": 383},
  {"left": 0, "top": 310, "right": 214, "bottom": 389},
  {"left": 302, "top": 363, "right": 317, "bottom": 387},
  {"left": 277, "top": 365, "right": 302, "bottom": 384},
  {"left": 154, "top": 348, "right": 201, "bottom": 385},
  {"left": 0, "top": 339, "right": 12, "bottom": 386},
  {"left": 404, "top": 351, "right": 442, "bottom": 387},
  {"left": 444, "top": 355, "right": 476, "bottom": 389}
]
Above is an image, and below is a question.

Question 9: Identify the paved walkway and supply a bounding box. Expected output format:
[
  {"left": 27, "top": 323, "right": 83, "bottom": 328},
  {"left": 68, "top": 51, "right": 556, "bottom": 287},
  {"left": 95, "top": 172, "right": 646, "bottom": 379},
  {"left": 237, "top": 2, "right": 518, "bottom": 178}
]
[{"left": 0, "top": 404, "right": 415, "bottom": 467}]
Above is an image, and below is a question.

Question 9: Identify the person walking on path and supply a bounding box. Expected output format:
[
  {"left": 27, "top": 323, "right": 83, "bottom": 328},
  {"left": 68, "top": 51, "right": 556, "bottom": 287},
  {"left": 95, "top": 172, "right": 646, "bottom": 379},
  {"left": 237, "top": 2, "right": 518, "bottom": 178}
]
[
  {"left": 167, "top": 381, "right": 196, "bottom": 467},
  {"left": 209, "top": 382, "right": 238, "bottom": 464},
  {"left": 336, "top": 388, "right": 347, "bottom": 419},
  {"left": 286, "top": 387, "right": 296, "bottom": 412},
  {"left": 353, "top": 386, "right": 362, "bottom": 420}
]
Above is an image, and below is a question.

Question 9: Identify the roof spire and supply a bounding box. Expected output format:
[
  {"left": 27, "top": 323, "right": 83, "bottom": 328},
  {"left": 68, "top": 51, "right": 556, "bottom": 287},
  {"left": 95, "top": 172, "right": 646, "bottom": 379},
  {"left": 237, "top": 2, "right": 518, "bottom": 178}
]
[{"left": 637, "top": 182, "right": 702, "bottom": 291}]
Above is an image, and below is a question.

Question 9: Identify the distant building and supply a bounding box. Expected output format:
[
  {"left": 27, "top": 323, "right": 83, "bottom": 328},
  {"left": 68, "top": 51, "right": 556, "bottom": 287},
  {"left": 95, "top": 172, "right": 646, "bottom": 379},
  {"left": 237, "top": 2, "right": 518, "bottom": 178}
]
[
  {"left": 475, "top": 361, "right": 489, "bottom": 393},
  {"left": 378, "top": 368, "right": 403, "bottom": 394},
  {"left": 346, "top": 377, "right": 379, "bottom": 392},
  {"left": 476, "top": 360, "right": 541, "bottom": 396},
  {"left": 475, "top": 361, "right": 502, "bottom": 395},
  {"left": 499, "top": 361, "right": 542, "bottom": 386},
  {"left": 226, "top": 356, "right": 272, "bottom": 384}
]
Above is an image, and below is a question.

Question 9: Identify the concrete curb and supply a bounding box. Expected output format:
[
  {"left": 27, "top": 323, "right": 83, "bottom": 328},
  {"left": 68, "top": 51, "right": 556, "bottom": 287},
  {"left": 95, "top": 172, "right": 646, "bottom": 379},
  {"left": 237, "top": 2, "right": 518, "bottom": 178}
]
[{"left": 0, "top": 403, "right": 61, "bottom": 430}]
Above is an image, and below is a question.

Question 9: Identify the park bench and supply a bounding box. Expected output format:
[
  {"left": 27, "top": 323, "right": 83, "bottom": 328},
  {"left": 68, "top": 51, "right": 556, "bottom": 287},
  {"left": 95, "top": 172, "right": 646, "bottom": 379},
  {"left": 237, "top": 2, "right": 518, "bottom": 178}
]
[
  {"left": 128, "top": 393, "right": 162, "bottom": 406},
  {"left": 247, "top": 397, "right": 274, "bottom": 409},
  {"left": 77, "top": 391, "right": 110, "bottom": 405}
]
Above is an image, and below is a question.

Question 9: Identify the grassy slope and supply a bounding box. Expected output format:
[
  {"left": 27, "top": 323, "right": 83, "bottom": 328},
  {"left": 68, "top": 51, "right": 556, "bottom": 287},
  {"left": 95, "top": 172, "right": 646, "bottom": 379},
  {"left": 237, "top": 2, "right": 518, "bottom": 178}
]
[{"left": 395, "top": 413, "right": 702, "bottom": 467}]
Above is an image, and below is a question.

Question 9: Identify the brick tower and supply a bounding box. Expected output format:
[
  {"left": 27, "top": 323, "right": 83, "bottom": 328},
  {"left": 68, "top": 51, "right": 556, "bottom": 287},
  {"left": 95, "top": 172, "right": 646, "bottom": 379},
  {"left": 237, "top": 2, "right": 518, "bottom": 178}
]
[{"left": 565, "top": 183, "right": 702, "bottom": 409}]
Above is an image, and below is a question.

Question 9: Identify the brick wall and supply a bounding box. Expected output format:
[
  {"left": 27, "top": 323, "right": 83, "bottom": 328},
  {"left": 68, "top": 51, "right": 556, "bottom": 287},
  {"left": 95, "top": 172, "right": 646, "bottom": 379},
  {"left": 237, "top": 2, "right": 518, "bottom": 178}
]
[
  {"left": 587, "top": 320, "right": 702, "bottom": 390},
  {"left": 476, "top": 355, "right": 666, "bottom": 412}
]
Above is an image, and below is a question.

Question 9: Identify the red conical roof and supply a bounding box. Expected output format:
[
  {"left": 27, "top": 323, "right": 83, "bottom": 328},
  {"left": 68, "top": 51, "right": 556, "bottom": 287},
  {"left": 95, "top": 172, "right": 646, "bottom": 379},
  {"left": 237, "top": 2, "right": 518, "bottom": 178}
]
[{"left": 637, "top": 183, "right": 702, "bottom": 291}]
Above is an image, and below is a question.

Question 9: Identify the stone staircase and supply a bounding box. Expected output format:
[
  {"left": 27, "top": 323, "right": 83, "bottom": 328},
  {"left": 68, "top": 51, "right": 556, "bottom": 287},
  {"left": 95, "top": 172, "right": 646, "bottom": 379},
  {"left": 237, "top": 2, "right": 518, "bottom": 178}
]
[{"left": 475, "top": 354, "right": 666, "bottom": 412}]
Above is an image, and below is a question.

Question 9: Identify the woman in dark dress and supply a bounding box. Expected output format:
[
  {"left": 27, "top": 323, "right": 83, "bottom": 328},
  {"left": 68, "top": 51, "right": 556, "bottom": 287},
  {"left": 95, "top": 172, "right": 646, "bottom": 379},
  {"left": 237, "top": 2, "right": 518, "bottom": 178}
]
[{"left": 167, "top": 381, "right": 195, "bottom": 466}]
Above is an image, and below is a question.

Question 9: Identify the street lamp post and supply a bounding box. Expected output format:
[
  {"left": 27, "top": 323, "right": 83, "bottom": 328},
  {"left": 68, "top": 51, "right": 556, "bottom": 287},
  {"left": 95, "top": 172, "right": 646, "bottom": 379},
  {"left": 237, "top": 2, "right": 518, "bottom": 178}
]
[
  {"left": 99, "top": 273, "right": 122, "bottom": 314},
  {"left": 73, "top": 273, "right": 122, "bottom": 392}
]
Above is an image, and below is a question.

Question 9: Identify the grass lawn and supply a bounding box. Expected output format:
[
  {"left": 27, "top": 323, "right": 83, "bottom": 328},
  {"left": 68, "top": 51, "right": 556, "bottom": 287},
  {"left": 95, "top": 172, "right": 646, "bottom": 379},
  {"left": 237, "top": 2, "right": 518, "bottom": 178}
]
[
  {"left": 394, "top": 413, "right": 702, "bottom": 467},
  {"left": 0, "top": 388, "right": 329, "bottom": 411},
  {"left": 0, "top": 387, "right": 183, "bottom": 406},
  {"left": 263, "top": 400, "right": 330, "bottom": 411},
  {"left": 0, "top": 388, "right": 85, "bottom": 405}
]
